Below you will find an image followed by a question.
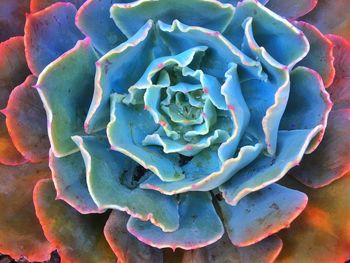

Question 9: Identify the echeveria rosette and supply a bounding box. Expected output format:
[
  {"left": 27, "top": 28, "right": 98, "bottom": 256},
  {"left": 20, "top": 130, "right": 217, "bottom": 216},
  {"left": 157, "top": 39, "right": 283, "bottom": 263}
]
[{"left": 0, "top": 0, "right": 350, "bottom": 263}]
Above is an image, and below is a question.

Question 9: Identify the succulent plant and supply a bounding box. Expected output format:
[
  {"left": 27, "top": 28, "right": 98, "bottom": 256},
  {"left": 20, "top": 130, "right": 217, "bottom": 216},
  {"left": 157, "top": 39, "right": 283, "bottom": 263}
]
[{"left": 0, "top": 0, "right": 350, "bottom": 262}]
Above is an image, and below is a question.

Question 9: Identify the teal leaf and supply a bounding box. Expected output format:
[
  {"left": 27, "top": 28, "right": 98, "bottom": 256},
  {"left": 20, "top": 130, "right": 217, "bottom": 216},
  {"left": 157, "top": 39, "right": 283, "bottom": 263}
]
[
  {"left": 219, "top": 183, "right": 307, "bottom": 246},
  {"left": 220, "top": 127, "right": 322, "bottom": 205},
  {"left": 110, "top": 0, "right": 234, "bottom": 38},
  {"left": 107, "top": 93, "right": 184, "bottom": 182},
  {"left": 280, "top": 66, "right": 332, "bottom": 154},
  {"left": 76, "top": 0, "right": 127, "bottom": 54},
  {"left": 72, "top": 135, "right": 180, "bottom": 232},
  {"left": 85, "top": 21, "right": 155, "bottom": 133},
  {"left": 141, "top": 143, "right": 263, "bottom": 194},
  {"left": 49, "top": 150, "right": 103, "bottom": 214},
  {"left": 37, "top": 38, "right": 98, "bottom": 157},
  {"left": 127, "top": 192, "right": 224, "bottom": 250},
  {"left": 224, "top": 0, "right": 309, "bottom": 67}
]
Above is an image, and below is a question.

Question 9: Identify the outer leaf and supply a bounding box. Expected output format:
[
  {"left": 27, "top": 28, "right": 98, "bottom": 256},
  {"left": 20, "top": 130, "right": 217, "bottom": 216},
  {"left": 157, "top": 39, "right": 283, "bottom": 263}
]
[
  {"left": 0, "top": 37, "right": 30, "bottom": 109},
  {"left": 0, "top": 1, "right": 30, "bottom": 42},
  {"left": 24, "top": 2, "right": 84, "bottom": 76},
  {"left": 37, "top": 38, "right": 98, "bottom": 157},
  {"left": 127, "top": 192, "right": 224, "bottom": 250},
  {"left": 182, "top": 234, "right": 282, "bottom": 263},
  {"left": 293, "top": 21, "right": 335, "bottom": 88},
  {"left": 33, "top": 179, "right": 116, "bottom": 263},
  {"left": 0, "top": 113, "right": 26, "bottom": 165},
  {"left": 277, "top": 175, "right": 350, "bottom": 263},
  {"left": 50, "top": 150, "right": 103, "bottom": 214},
  {"left": 219, "top": 184, "right": 307, "bottom": 246},
  {"left": 110, "top": 0, "right": 234, "bottom": 38},
  {"left": 0, "top": 162, "right": 53, "bottom": 261},
  {"left": 30, "top": 0, "right": 86, "bottom": 12},
  {"left": 290, "top": 110, "right": 350, "bottom": 188},
  {"left": 265, "top": 0, "right": 317, "bottom": 20},
  {"left": 73, "top": 135, "right": 180, "bottom": 232},
  {"left": 302, "top": 0, "right": 350, "bottom": 41},
  {"left": 327, "top": 35, "right": 350, "bottom": 110},
  {"left": 104, "top": 210, "right": 163, "bottom": 263},
  {"left": 4, "top": 75, "right": 50, "bottom": 162},
  {"left": 75, "top": 0, "right": 128, "bottom": 54}
]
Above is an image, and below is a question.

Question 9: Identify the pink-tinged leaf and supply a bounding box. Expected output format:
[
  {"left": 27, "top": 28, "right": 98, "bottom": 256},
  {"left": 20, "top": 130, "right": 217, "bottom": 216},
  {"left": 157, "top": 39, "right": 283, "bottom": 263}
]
[
  {"left": 294, "top": 21, "right": 335, "bottom": 88},
  {"left": 30, "top": 0, "right": 86, "bottom": 12},
  {"left": 33, "top": 179, "right": 116, "bottom": 263},
  {"left": 50, "top": 150, "right": 104, "bottom": 214},
  {"left": 182, "top": 234, "right": 282, "bottom": 263},
  {"left": 0, "top": 36, "right": 30, "bottom": 109},
  {"left": 4, "top": 75, "right": 50, "bottom": 163},
  {"left": 290, "top": 110, "right": 350, "bottom": 188},
  {"left": 127, "top": 192, "right": 224, "bottom": 250},
  {"left": 265, "top": 0, "right": 317, "bottom": 20},
  {"left": 219, "top": 184, "right": 307, "bottom": 247},
  {"left": 0, "top": 162, "right": 53, "bottom": 261},
  {"left": 277, "top": 175, "right": 350, "bottom": 263},
  {"left": 0, "top": 113, "right": 26, "bottom": 165},
  {"left": 327, "top": 35, "right": 350, "bottom": 110},
  {"left": 104, "top": 210, "right": 163, "bottom": 263},
  {"left": 0, "top": 1, "right": 30, "bottom": 41},
  {"left": 301, "top": 0, "right": 350, "bottom": 41},
  {"left": 24, "top": 2, "right": 84, "bottom": 76}
]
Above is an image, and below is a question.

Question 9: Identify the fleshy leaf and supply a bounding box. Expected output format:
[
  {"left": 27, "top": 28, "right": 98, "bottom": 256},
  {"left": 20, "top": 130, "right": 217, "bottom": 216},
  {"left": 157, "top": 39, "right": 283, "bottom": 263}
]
[
  {"left": 110, "top": 0, "right": 234, "bottom": 38},
  {"left": 30, "top": 0, "right": 86, "bottom": 12},
  {"left": 76, "top": 0, "right": 128, "bottom": 54},
  {"left": 220, "top": 127, "right": 322, "bottom": 205},
  {"left": 224, "top": 0, "right": 309, "bottom": 68},
  {"left": 37, "top": 38, "right": 98, "bottom": 157},
  {"left": 33, "top": 179, "right": 116, "bottom": 263},
  {"left": 50, "top": 150, "right": 103, "bottom": 214},
  {"left": 24, "top": 2, "right": 84, "bottom": 76},
  {"left": 157, "top": 20, "right": 264, "bottom": 79},
  {"left": 104, "top": 210, "right": 163, "bottom": 263},
  {"left": 108, "top": 93, "right": 185, "bottom": 183},
  {"left": 0, "top": 162, "right": 53, "bottom": 261},
  {"left": 0, "top": 113, "right": 26, "bottom": 165},
  {"left": 241, "top": 16, "right": 290, "bottom": 156},
  {"left": 141, "top": 143, "right": 263, "bottom": 194},
  {"left": 290, "top": 110, "right": 350, "bottom": 188},
  {"left": 72, "top": 135, "right": 180, "bottom": 232},
  {"left": 141, "top": 143, "right": 263, "bottom": 195},
  {"left": 294, "top": 21, "right": 335, "bottom": 88},
  {"left": 327, "top": 35, "right": 350, "bottom": 110},
  {"left": 0, "top": 1, "right": 30, "bottom": 42},
  {"left": 279, "top": 66, "right": 332, "bottom": 154},
  {"left": 85, "top": 21, "right": 154, "bottom": 133},
  {"left": 277, "top": 175, "right": 350, "bottom": 263},
  {"left": 4, "top": 75, "right": 50, "bottom": 163},
  {"left": 302, "top": 0, "right": 350, "bottom": 41},
  {"left": 265, "top": 0, "right": 317, "bottom": 20},
  {"left": 219, "top": 184, "right": 307, "bottom": 246},
  {"left": 182, "top": 234, "right": 282, "bottom": 263},
  {"left": 127, "top": 192, "right": 224, "bottom": 250},
  {"left": 0, "top": 36, "right": 30, "bottom": 109}
]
